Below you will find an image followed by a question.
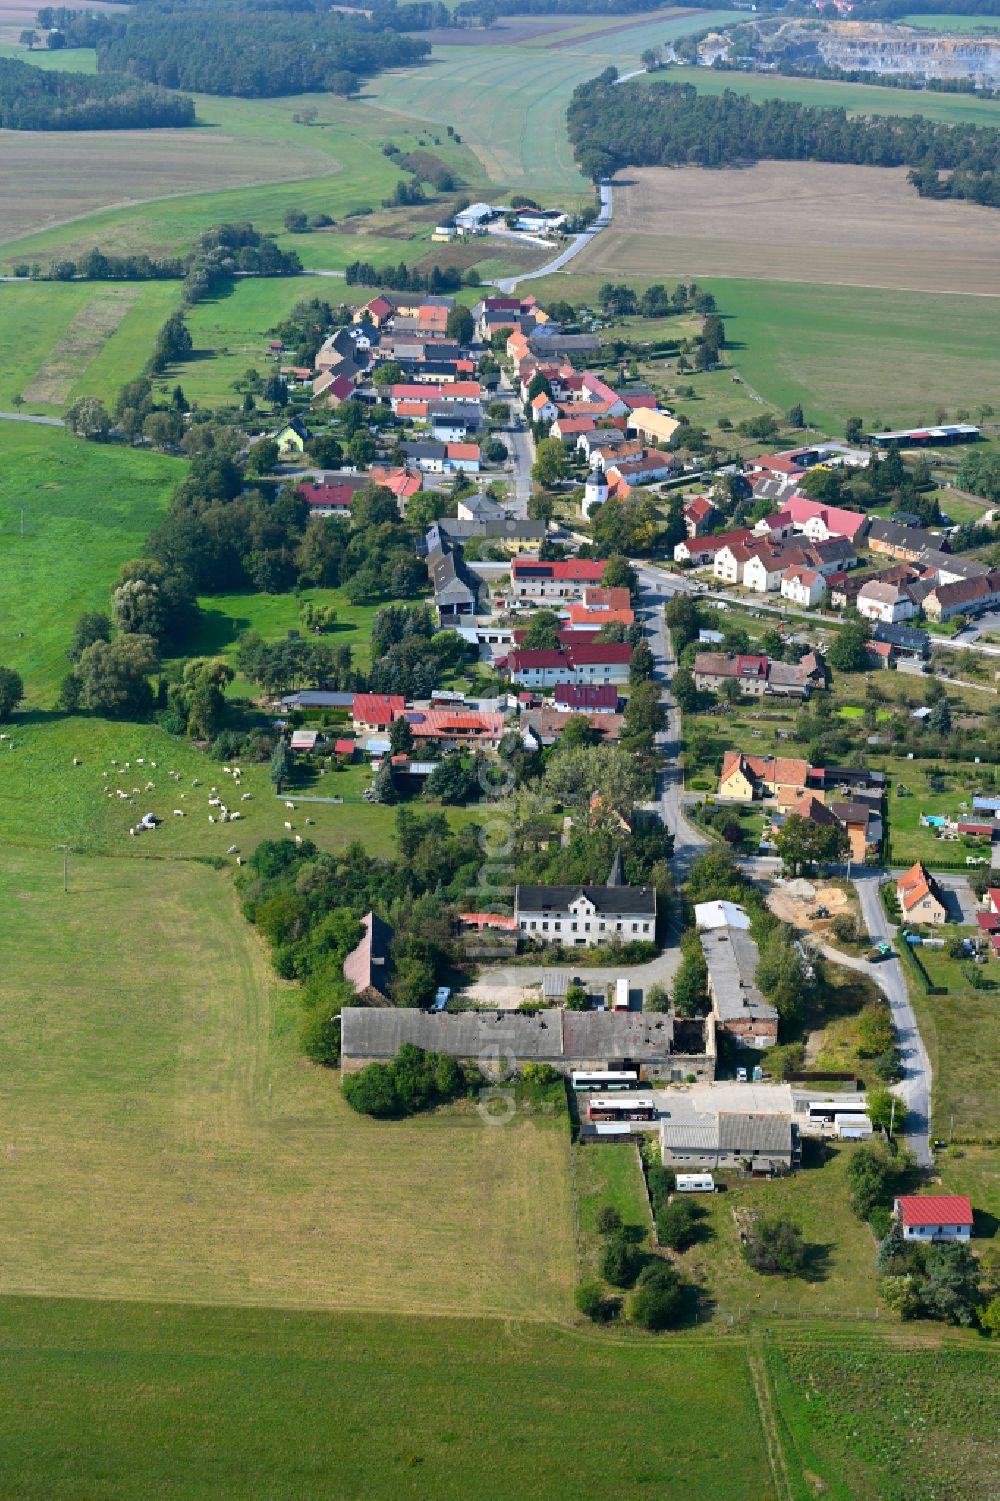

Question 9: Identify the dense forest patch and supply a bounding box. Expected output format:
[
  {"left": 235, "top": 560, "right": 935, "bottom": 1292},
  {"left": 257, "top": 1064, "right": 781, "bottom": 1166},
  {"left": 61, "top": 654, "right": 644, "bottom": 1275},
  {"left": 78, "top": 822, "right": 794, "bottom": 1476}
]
[
  {"left": 568, "top": 71, "right": 1000, "bottom": 207},
  {"left": 0, "top": 55, "right": 193, "bottom": 128}
]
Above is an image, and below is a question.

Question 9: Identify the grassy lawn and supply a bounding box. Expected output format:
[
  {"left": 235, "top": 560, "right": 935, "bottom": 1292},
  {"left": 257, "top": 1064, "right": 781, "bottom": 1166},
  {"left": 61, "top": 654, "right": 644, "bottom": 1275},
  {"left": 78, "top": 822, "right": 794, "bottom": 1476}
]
[
  {"left": 0, "top": 423, "right": 183, "bottom": 703},
  {"left": 0, "top": 1295, "right": 781, "bottom": 1501},
  {"left": 0, "top": 715, "right": 430, "bottom": 858},
  {"left": 178, "top": 586, "right": 383, "bottom": 676},
  {"left": 166, "top": 276, "right": 357, "bottom": 409},
  {"left": 677, "top": 1142, "right": 883, "bottom": 1322},
  {"left": 0, "top": 43, "right": 98, "bottom": 70},
  {"left": 696, "top": 280, "right": 1000, "bottom": 434},
  {"left": 937, "top": 1144, "right": 1000, "bottom": 1245},
  {"left": 0, "top": 846, "right": 574, "bottom": 1316},
  {"left": 908, "top": 945, "right": 1000, "bottom": 1141},
  {"left": 882, "top": 756, "right": 992, "bottom": 867},
  {"left": 574, "top": 1139, "right": 651, "bottom": 1281}
]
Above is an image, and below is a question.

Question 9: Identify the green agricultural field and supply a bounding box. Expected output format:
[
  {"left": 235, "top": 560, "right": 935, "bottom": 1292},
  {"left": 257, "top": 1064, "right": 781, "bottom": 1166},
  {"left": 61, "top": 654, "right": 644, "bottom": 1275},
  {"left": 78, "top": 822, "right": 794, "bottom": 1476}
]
[
  {"left": 659, "top": 61, "right": 1000, "bottom": 127},
  {"left": 0, "top": 87, "right": 485, "bottom": 265},
  {"left": 699, "top": 280, "right": 1000, "bottom": 433},
  {"left": 899, "top": 10, "right": 1000, "bottom": 26},
  {"left": 0, "top": 278, "right": 181, "bottom": 413},
  {"left": 0, "top": 846, "right": 574, "bottom": 1316},
  {"left": 364, "top": 10, "right": 744, "bottom": 202},
  {"left": 0, "top": 41, "right": 97, "bottom": 69},
  {"left": 0, "top": 423, "right": 182, "bottom": 701},
  {"left": 0, "top": 1294, "right": 785, "bottom": 1501}
]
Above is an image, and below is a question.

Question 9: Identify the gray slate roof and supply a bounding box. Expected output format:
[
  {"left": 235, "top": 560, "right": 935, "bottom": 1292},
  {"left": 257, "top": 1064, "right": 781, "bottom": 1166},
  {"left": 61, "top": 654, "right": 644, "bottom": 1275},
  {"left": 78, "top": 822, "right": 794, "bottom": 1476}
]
[
  {"left": 718, "top": 1112, "right": 793, "bottom": 1153},
  {"left": 700, "top": 926, "right": 778, "bottom": 1025},
  {"left": 516, "top": 883, "right": 656, "bottom": 917},
  {"left": 340, "top": 1007, "right": 675, "bottom": 1062}
]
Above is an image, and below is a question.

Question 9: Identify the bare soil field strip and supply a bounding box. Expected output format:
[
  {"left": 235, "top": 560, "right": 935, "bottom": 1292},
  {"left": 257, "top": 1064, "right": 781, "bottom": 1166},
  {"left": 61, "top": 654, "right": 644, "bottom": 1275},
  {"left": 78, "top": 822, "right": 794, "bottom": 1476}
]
[
  {"left": 0, "top": 127, "right": 337, "bottom": 247},
  {"left": 576, "top": 161, "right": 1000, "bottom": 296},
  {"left": 23, "top": 286, "right": 140, "bottom": 403}
]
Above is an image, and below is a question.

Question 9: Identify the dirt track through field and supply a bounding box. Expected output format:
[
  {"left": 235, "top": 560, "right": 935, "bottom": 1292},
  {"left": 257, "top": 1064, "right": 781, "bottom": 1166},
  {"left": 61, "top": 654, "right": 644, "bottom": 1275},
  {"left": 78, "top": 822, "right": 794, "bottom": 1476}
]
[
  {"left": 23, "top": 286, "right": 140, "bottom": 403},
  {"left": 577, "top": 161, "right": 1000, "bottom": 296}
]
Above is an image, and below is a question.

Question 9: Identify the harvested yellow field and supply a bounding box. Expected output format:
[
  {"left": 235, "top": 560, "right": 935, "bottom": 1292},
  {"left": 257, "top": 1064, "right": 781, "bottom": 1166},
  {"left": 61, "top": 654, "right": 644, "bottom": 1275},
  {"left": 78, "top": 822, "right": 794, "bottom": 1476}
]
[{"left": 577, "top": 161, "right": 1000, "bottom": 296}]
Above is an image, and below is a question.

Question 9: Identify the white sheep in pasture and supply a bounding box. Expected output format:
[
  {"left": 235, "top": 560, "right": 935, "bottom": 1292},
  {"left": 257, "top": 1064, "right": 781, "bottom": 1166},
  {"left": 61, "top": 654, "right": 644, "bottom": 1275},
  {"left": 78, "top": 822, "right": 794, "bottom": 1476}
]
[
  {"left": 145, "top": 781, "right": 155, "bottom": 791},
  {"left": 209, "top": 815, "right": 216, "bottom": 824},
  {"left": 72, "top": 757, "right": 81, "bottom": 766},
  {"left": 150, "top": 762, "right": 157, "bottom": 769},
  {"left": 284, "top": 821, "right": 293, "bottom": 831},
  {"left": 227, "top": 844, "right": 238, "bottom": 855},
  {"left": 173, "top": 810, "right": 185, "bottom": 817},
  {"left": 236, "top": 856, "right": 244, "bottom": 866},
  {"left": 229, "top": 811, "right": 242, "bottom": 821},
  {"left": 241, "top": 793, "right": 252, "bottom": 801},
  {"left": 208, "top": 797, "right": 222, "bottom": 807},
  {"left": 285, "top": 801, "right": 295, "bottom": 810},
  {"left": 223, "top": 766, "right": 230, "bottom": 774},
  {"left": 137, "top": 759, "right": 144, "bottom": 766},
  {"left": 305, "top": 818, "right": 314, "bottom": 826},
  {"left": 294, "top": 834, "right": 303, "bottom": 845}
]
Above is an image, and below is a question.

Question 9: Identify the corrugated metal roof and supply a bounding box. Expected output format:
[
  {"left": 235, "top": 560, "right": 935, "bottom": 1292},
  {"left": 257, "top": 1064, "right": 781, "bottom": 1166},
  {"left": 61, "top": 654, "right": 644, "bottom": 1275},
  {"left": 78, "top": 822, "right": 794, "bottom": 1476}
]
[{"left": 718, "top": 1113, "right": 792, "bottom": 1153}]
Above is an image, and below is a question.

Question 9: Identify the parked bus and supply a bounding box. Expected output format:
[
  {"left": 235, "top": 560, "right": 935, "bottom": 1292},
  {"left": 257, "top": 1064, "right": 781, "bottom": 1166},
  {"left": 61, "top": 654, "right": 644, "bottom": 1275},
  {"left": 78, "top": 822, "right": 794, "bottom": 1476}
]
[
  {"left": 587, "top": 1096, "right": 657, "bottom": 1123},
  {"left": 807, "top": 1097, "right": 866, "bottom": 1124},
  {"left": 571, "top": 1069, "right": 639, "bottom": 1092}
]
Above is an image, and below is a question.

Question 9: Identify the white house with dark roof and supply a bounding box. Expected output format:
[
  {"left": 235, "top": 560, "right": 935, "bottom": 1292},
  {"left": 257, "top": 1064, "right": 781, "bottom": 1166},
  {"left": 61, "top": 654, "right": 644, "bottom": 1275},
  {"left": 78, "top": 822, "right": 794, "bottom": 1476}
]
[{"left": 515, "top": 854, "right": 656, "bottom": 947}]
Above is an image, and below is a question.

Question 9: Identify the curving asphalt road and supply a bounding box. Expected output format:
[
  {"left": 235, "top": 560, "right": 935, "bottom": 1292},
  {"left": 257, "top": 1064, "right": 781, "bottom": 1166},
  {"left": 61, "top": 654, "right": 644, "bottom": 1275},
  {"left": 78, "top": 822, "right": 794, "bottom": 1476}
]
[{"left": 493, "top": 180, "right": 614, "bottom": 294}]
